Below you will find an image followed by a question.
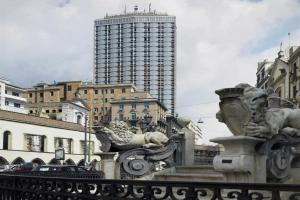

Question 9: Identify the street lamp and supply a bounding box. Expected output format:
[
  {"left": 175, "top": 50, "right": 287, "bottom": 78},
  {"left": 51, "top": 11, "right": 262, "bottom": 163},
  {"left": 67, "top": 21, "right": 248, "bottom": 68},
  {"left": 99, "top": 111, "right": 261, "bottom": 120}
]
[
  {"left": 197, "top": 118, "right": 204, "bottom": 123},
  {"left": 84, "top": 115, "right": 88, "bottom": 165}
]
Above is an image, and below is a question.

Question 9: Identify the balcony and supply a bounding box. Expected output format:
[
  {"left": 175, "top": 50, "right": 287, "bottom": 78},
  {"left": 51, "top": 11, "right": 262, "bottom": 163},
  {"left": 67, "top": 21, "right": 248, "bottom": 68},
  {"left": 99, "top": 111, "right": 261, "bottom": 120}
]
[{"left": 4, "top": 93, "right": 27, "bottom": 103}]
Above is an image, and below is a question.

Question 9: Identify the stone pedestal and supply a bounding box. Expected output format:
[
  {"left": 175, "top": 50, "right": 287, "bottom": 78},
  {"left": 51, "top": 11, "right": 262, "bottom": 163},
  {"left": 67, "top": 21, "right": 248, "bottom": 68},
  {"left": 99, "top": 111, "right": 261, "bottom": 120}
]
[
  {"left": 210, "top": 136, "right": 266, "bottom": 183},
  {"left": 95, "top": 152, "right": 118, "bottom": 179},
  {"left": 181, "top": 128, "right": 195, "bottom": 165}
]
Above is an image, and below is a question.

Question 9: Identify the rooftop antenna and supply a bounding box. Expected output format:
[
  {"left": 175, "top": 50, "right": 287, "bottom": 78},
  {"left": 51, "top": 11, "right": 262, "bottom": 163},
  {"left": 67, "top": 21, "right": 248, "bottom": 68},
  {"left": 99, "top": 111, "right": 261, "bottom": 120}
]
[
  {"left": 149, "top": 3, "right": 151, "bottom": 12},
  {"left": 288, "top": 32, "right": 291, "bottom": 48},
  {"left": 278, "top": 42, "right": 284, "bottom": 58}
]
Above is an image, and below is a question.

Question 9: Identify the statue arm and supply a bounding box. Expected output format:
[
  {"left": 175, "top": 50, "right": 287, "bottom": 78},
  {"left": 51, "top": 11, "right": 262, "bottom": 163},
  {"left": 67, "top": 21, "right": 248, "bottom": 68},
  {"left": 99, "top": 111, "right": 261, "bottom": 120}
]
[
  {"left": 244, "top": 122, "right": 272, "bottom": 137},
  {"left": 281, "top": 127, "right": 300, "bottom": 137}
]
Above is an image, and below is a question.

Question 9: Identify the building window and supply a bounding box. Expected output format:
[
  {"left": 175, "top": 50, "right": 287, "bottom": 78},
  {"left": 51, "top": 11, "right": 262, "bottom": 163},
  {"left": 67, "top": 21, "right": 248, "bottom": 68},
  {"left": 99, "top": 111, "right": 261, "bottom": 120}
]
[
  {"left": 29, "top": 110, "right": 33, "bottom": 114},
  {"left": 119, "top": 104, "right": 124, "bottom": 110},
  {"left": 105, "top": 98, "right": 108, "bottom": 102},
  {"left": 95, "top": 90, "right": 98, "bottom": 94},
  {"left": 50, "top": 91, "right": 54, "bottom": 96},
  {"left": 54, "top": 138, "right": 72, "bottom": 154},
  {"left": 5, "top": 90, "right": 7, "bottom": 94},
  {"left": 132, "top": 103, "right": 136, "bottom": 109},
  {"left": 293, "top": 86, "right": 297, "bottom": 98},
  {"left": 105, "top": 89, "right": 108, "bottom": 94},
  {"left": 293, "top": 62, "right": 298, "bottom": 78},
  {"left": 40, "top": 93, "right": 43, "bottom": 97},
  {"left": 110, "top": 89, "right": 114, "bottom": 94},
  {"left": 14, "top": 103, "right": 20, "bottom": 108},
  {"left": 131, "top": 112, "right": 137, "bottom": 120},
  {"left": 67, "top": 85, "right": 72, "bottom": 91},
  {"left": 52, "top": 110, "right": 56, "bottom": 113},
  {"left": 58, "top": 109, "right": 62, "bottom": 112},
  {"left": 12, "top": 92, "right": 19, "bottom": 97},
  {"left": 119, "top": 113, "right": 124, "bottom": 121},
  {"left": 77, "top": 115, "right": 82, "bottom": 124},
  {"left": 84, "top": 90, "right": 87, "bottom": 94},
  {"left": 46, "top": 110, "right": 49, "bottom": 113},
  {"left": 94, "top": 107, "right": 98, "bottom": 112},
  {"left": 29, "top": 93, "right": 33, "bottom": 98},
  {"left": 25, "top": 134, "right": 45, "bottom": 152},
  {"left": 122, "top": 88, "right": 126, "bottom": 93},
  {"left": 3, "top": 131, "right": 11, "bottom": 150},
  {"left": 5, "top": 101, "right": 9, "bottom": 106},
  {"left": 144, "top": 102, "right": 150, "bottom": 109}
]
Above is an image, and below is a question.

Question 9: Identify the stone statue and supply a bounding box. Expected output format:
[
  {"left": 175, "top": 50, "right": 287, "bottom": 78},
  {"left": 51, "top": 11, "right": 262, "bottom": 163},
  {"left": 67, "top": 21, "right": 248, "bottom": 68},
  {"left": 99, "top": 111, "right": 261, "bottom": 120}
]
[
  {"left": 95, "top": 121, "right": 169, "bottom": 152},
  {"left": 214, "top": 83, "right": 300, "bottom": 183},
  {"left": 216, "top": 83, "right": 300, "bottom": 138}
]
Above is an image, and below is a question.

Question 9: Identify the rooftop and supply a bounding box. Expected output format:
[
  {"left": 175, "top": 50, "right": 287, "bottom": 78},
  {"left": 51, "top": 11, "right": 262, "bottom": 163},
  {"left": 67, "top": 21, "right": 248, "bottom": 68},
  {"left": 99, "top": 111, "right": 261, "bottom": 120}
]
[
  {"left": 0, "top": 110, "right": 89, "bottom": 133},
  {"left": 103, "top": 11, "right": 171, "bottom": 19},
  {"left": 96, "top": 6, "right": 174, "bottom": 21},
  {"left": 111, "top": 98, "right": 168, "bottom": 110},
  {"left": 26, "top": 100, "right": 90, "bottom": 111}
]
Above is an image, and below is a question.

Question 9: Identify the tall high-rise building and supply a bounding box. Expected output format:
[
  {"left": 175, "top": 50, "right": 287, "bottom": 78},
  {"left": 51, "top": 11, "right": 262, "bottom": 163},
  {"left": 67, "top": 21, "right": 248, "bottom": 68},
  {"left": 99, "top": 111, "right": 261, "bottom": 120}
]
[{"left": 94, "top": 6, "right": 176, "bottom": 115}]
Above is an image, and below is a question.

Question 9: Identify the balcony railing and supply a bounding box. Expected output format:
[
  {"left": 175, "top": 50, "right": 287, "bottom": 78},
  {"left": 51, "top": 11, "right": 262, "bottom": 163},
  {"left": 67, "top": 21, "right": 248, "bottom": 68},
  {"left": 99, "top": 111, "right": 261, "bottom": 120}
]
[{"left": 0, "top": 173, "right": 299, "bottom": 199}]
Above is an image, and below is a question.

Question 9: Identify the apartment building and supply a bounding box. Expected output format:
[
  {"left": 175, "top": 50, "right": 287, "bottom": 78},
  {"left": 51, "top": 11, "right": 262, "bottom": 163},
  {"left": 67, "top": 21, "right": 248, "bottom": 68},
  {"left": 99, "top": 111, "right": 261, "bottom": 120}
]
[
  {"left": 25, "top": 81, "right": 166, "bottom": 129},
  {"left": 256, "top": 46, "right": 300, "bottom": 108},
  {"left": 111, "top": 98, "right": 168, "bottom": 134},
  {"left": 289, "top": 46, "right": 300, "bottom": 107},
  {"left": 94, "top": 6, "right": 176, "bottom": 115},
  {"left": 0, "top": 78, "right": 27, "bottom": 114}
]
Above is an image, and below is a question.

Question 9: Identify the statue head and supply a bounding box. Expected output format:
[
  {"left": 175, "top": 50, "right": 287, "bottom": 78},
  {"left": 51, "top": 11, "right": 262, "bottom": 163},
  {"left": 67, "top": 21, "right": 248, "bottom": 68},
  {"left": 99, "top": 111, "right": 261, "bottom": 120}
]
[{"left": 216, "top": 84, "right": 269, "bottom": 135}]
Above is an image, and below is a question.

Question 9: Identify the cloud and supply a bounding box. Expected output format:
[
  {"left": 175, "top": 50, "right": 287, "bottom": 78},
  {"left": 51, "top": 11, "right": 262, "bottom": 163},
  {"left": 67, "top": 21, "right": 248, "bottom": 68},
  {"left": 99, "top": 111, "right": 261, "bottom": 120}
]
[
  {"left": 56, "top": 0, "right": 72, "bottom": 7},
  {"left": 1, "top": 0, "right": 300, "bottom": 142}
]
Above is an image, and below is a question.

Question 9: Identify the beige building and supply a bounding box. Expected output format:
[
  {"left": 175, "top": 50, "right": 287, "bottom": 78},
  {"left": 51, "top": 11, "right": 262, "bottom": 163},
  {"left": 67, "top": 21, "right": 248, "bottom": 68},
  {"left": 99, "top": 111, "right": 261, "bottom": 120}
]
[
  {"left": 111, "top": 98, "right": 168, "bottom": 134},
  {"left": 25, "top": 81, "right": 167, "bottom": 129}
]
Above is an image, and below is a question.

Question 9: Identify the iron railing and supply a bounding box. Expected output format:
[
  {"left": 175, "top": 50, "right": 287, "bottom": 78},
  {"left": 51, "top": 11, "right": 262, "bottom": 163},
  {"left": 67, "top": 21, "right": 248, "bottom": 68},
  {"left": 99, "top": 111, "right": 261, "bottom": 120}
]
[{"left": 0, "top": 173, "right": 299, "bottom": 199}]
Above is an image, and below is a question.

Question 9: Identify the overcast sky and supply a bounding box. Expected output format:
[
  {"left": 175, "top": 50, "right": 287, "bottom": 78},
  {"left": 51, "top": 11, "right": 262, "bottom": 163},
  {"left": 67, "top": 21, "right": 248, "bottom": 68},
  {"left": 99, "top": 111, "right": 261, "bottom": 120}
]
[{"left": 1, "top": 0, "right": 300, "bottom": 143}]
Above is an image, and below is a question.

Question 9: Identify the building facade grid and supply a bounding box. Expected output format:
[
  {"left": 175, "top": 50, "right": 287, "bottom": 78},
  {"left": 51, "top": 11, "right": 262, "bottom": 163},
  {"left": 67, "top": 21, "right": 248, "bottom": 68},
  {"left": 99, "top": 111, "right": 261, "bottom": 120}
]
[{"left": 94, "top": 11, "right": 176, "bottom": 115}]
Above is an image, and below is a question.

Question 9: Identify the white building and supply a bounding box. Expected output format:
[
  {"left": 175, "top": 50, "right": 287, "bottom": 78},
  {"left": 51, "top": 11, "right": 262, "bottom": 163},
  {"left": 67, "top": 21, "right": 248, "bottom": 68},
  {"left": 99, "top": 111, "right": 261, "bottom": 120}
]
[
  {"left": 256, "top": 59, "right": 273, "bottom": 89},
  {"left": 177, "top": 118, "right": 202, "bottom": 144},
  {"left": 0, "top": 110, "right": 101, "bottom": 166},
  {"left": 0, "top": 78, "right": 27, "bottom": 114},
  {"left": 27, "top": 100, "right": 90, "bottom": 126}
]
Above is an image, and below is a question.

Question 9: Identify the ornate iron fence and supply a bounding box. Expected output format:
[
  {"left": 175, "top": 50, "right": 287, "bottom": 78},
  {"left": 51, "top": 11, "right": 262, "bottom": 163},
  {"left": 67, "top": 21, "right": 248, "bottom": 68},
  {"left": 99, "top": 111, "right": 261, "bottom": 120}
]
[{"left": 0, "top": 174, "right": 299, "bottom": 200}]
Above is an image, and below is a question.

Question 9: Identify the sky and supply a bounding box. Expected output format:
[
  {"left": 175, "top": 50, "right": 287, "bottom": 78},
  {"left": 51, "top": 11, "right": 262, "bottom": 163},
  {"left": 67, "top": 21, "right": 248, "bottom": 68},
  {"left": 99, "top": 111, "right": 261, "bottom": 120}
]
[{"left": 1, "top": 0, "right": 300, "bottom": 144}]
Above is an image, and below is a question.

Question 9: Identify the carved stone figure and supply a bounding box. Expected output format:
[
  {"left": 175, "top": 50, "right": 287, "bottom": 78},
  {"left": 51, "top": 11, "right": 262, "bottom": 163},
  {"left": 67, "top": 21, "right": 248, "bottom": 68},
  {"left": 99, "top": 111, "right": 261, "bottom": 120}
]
[
  {"left": 216, "top": 83, "right": 300, "bottom": 138},
  {"left": 214, "top": 84, "right": 300, "bottom": 183},
  {"left": 95, "top": 121, "right": 169, "bottom": 152}
]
